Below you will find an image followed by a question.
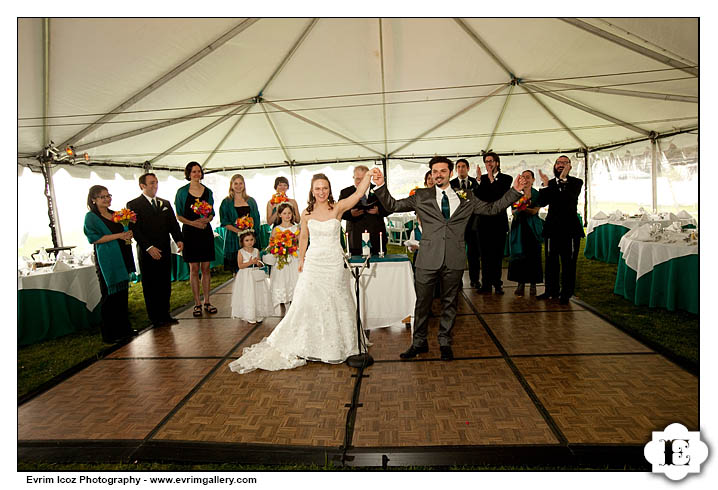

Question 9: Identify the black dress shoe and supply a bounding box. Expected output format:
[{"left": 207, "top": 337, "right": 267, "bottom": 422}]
[
  {"left": 166, "top": 317, "right": 180, "bottom": 325},
  {"left": 440, "top": 346, "right": 454, "bottom": 361},
  {"left": 559, "top": 297, "right": 570, "bottom": 305},
  {"left": 399, "top": 344, "right": 429, "bottom": 359},
  {"left": 494, "top": 286, "right": 504, "bottom": 295}
]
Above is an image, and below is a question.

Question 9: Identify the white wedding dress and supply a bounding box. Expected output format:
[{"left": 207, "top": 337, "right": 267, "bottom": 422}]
[{"left": 229, "top": 219, "right": 363, "bottom": 374}]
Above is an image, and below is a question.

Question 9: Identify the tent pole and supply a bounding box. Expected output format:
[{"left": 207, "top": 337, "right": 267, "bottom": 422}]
[
  {"left": 527, "top": 79, "right": 697, "bottom": 103},
  {"left": 264, "top": 101, "right": 385, "bottom": 157},
  {"left": 59, "top": 18, "right": 260, "bottom": 148},
  {"left": 379, "top": 18, "right": 389, "bottom": 158},
  {"left": 202, "top": 104, "right": 254, "bottom": 169},
  {"left": 261, "top": 102, "right": 293, "bottom": 164},
  {"left": 42, "top": 18, "right": 50, "bottom": 150},
  {"left": 485, "top": 83, "right": 515, "bottom": 151},
  {"left": 526, "top": 82, "right": 650, "bottom": 136},
  {"left": 389, "top": 84, "right": 508, "bottom": 157},
  {"left": 150, "top": 103, "right": 251, "bottom": 165},
  {"left": 651, "top": 134, "right": 658, "bottom": 213},
  {"left": 76, "top": 98, "right": 254, "bottom": 152},
  {"left": 560, "top": 18, "right": 698, "bottom": 77},
  {"left": 583, "top": 148, "right": 589, "bottom": 225},
  {"left": 520, "top": 85, "right": 588, "bottom": 148}
]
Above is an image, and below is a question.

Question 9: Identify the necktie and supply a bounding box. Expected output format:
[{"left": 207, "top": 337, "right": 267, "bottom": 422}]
[
  {"left": 461, "top": 180, "right": 466, "bottom": 190},
  {"left": 441, "top": 191, "right": 450, "bottom": 220},
  {"left": 152, "top": 198, "right": 158, "bottom": 211}
]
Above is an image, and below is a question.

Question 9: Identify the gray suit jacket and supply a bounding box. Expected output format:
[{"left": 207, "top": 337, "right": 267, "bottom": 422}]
[{"left": 374, "top": 185, "right": 521, "bottom": 271}]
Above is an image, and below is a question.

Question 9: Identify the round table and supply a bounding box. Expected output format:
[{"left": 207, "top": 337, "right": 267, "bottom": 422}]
[{"left": 613, "top": 231, "right": 698, "bottom": 314}]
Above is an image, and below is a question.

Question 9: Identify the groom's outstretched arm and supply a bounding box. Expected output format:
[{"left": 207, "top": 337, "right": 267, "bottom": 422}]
[
  {"left": 473, "top": 174, "right": 525, "bottom": 216},
  {"left": 371, "top": 168, "right": 416, "bottom": 213}
]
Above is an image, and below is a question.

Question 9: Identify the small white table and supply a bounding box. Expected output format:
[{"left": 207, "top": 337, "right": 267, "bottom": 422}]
[{"left": 348, "top": 255, "right": 415, "bottom": 330}]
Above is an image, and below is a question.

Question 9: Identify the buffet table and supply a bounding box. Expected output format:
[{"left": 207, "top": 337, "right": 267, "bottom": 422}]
[
  {"left": 613, "top": 227, "right": 698, "bottom": 314},
  {"left": 18, "top": 264, "right": 102, "bottom": 346},
  {"left": 347, "top": 254, "right": 415, "bottom": 329}
]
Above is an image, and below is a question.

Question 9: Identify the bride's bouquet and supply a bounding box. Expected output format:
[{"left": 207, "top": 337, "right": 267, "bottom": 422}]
[{"left": 266, "top": 229, "right": 298, "bottom": 270}]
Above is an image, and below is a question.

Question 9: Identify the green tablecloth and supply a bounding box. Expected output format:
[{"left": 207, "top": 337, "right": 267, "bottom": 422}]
[
  {"left": 18, "top": 289, "right": 102, "bottom": 346},
  {"left": 348, "top": 254, "right": 410, "bottom": 263},
  {"left": 584, "top": 223, "right": 629, "bottom": 263},
  {"left": 614, "top": 252, "right": 698, "bottom": 314}
]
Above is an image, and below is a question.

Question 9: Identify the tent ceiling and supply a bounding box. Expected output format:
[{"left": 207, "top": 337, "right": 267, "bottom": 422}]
[{"left": 18, "top": 17, "right": 698, "bottom": 171}]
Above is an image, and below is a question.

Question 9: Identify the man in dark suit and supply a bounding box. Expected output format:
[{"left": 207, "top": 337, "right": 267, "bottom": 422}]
[
  {"left": 475, "top": 152, "right": 513, "bottom": 294},
  {"left": 372, "top": 158, "right": 523, "bottom": 361},
  {"left": 339, "top": 165, "right": 390, "bottom": 256},
  {"left": 450, "top": 158, "right": 481, "bottom": 289},
  {"left": 535, "top": 155, "right": 585, "bottom": 305},
  {"left": 127, "top": 173, "right": 184, "bottom": 327}
]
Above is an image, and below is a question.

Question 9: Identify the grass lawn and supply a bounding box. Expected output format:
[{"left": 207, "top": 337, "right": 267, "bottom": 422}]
[{"left": 17, "top": 268, "right": 233, "bottom": 399}]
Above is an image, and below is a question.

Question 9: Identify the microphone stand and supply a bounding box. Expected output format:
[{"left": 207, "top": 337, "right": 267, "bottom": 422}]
[{"left": 343, "top": 253, "right": 374, "bottom": 368}]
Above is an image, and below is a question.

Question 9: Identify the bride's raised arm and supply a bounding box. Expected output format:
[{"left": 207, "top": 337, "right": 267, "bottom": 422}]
[{"left": 334, "top": 170, "right": 372, "bottom": 217}]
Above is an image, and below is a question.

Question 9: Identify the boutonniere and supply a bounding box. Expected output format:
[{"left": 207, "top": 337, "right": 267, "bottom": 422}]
[{"left": 455, "top": 189, "right": 468, "bottom": 200}]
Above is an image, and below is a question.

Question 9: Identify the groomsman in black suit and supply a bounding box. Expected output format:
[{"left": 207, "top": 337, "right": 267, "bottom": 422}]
[
  {"left": 535, "top": 155, "right": 585, "bottom": 304},
  {"left": 339, "top": 165, "right": 390, "bottom": 256},
  {"left": 127, "top": 173, "right": 184, "bottom": 327},
  {"left": 475, "top": 152, "right": 513, "bottom": 294},
  {"left": 450, "top": 158, "right": 481, "bottom": 289}
]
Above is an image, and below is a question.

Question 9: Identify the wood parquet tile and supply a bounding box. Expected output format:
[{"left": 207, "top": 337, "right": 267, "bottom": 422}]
[
  {"left": 352, "top": 359, "right": 558, "bottom": 447},
  {"left": 484, "top": 311, "right": 653, "bottom": 356},
  {"left": 367, "top": 316, "right": 500, "bottom": 361},
  {"left": 108, "top": 319, "right": 257, "bottom": 358},
  {"left": 152, "top": 360, "right": 355, "bottom": 446},
  {"left": 464, "top": 286, "right": 586, "bottom": 314},
  {"left": 513, "top": 355, "right": 698, "bottom": 444},
  {"left": 18, "top": 359, "right": 217, "bottom": 440}
]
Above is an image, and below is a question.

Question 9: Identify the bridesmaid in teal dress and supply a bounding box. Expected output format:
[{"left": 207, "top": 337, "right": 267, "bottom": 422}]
[
  {"left": 507, "top": 170, "right": 543, "bottom": 296},
  {"left": 219, "top": 174, "right": 262, "bottom": 274}
]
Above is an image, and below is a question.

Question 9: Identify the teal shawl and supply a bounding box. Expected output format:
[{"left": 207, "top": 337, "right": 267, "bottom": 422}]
[
  {"left": 175, "top": 183, "right": 215, "bottom": 219},
  {"left": 83, "top": 212, "right": 130, "bottom": 294},
  {"left": 220, "top": 196, "right": 263, "bottom": 259},
  {"left": 508, "top": 188, "right": 543, "bottom": 259}
]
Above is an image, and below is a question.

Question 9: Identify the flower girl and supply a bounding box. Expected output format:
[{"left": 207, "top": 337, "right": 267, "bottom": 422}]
[
  {"left": 268, "top": 203, "right": 300, "bottom": 311},
  {"left": 230, "top": 231, "right": 273, "bottom": 324}
]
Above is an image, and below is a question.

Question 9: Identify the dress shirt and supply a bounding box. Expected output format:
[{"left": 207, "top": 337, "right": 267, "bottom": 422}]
[{"left": 435, "top": 185, "right": 460, "bottom": 217}]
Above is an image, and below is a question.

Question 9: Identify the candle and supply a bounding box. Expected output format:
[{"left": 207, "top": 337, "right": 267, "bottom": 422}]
[
  {"left": 345, "top": 231, "right": 349, "bottom": 256},
  {"left": 361, "top": 230, "right": 370, "bottom": 257},
  {"left": 379, "top": 232, "right": 383, "bottom": 256}
]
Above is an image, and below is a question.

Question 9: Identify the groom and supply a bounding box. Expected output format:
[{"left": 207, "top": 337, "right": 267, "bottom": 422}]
[{"left": 371, "top": 158, "right": 524, "bottom": 361}]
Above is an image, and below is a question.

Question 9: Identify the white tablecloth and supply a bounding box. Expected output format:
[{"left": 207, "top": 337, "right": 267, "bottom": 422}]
[
  {"left": 387, "top": 212, "right": 415, "bottom": 228},
  {"left": 587, "top": 216, "right": 697, "bottom": 236},
  {"left": 349, "top": 259, "right": 415, "bottom": 329},
  {"left": 618, "top": 231, "right": 698, "bottom": 279},
  {"left": 17, "top": 264, "right": 102, "bottom": 312}
]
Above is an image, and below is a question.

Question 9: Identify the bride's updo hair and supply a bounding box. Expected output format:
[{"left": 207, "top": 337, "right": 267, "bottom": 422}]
[{"left": 306, "top": 173, "right": 335, "bottom": 214}]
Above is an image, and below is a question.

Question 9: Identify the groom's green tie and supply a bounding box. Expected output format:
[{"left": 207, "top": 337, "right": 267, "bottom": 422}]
[{"left": 441, "top": 190, "right": 450, "bottom": 221}]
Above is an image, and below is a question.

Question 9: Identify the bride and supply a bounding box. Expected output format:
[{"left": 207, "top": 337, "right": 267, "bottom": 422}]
[{"left": 229, "top": 170, "right": 376, "bottom": 374}]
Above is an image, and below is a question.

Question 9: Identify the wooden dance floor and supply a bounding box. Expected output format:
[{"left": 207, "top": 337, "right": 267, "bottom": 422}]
[{"left": 18, "top": 271, "right": 698, "bottom": 467}]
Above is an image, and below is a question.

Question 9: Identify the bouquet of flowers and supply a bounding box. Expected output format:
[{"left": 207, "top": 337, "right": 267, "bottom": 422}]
[
  {"left": 235, "top": 215, "right": 254, "bottom": 232},
  {"left": 270, "top": 192, "right": 289, "bottom": 206},
  {"left": 191, "top": 199, "right": 213, "bottom": 218},
  {"left": 112, "top": 208, "right": 137, "bottom": 244},
  {"left": 267, "top": 229, "right": 298, "bottom": 270},
  {"left": 409, "top": 186, "right": 420, "bottom": 197},
  {"left": 511, "top": 195, "right": 531, "bottom": 213}
]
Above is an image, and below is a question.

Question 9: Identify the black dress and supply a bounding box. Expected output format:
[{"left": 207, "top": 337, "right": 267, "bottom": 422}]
[
  {"left": 224, "top": 205, "right": 251, "bottom": 273},
  {"left": 93, "top": 215, "right": 136, "bottom": 343},
  {"left": 181, "top": 187, "right": 215, "bottom": 263}
]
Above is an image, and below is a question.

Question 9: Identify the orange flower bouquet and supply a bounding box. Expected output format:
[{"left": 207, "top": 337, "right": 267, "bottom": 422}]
[
  {"left": 512, "top": 194, "right": 531, "bottom": 213},
  {"left": 112, "top": 208, "right": 137, "bottom": 244},
  {"left": 409, "top": 186, "right": 420, "bottom": 197},
  {"left": 270, "top": 192, "right": 289, "bottom": 206},
  {"left": 267, "top": 229, "right": 298, "bottom": 270},
  {"left": 235, "top": 215, "right": 254, "bottom": 232},
  {"left": 191, "top": 198, "right": 213, "bottom": 218}
]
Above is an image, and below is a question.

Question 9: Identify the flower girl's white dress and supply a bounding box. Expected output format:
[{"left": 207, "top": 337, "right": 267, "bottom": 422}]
[
  {"left": 269, "top": 224, "right": 300, "bottom": 309},
  {"left": 229, "top": 219, "right": 364, "bottom": 374},
  {"left": 230, "top": 248, "right": 273, "bottom": 323}
]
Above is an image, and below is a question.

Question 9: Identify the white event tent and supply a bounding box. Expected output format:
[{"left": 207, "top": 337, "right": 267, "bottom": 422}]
[{"left": 17, "top": 18, "right": 698, "bottom": 257}]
